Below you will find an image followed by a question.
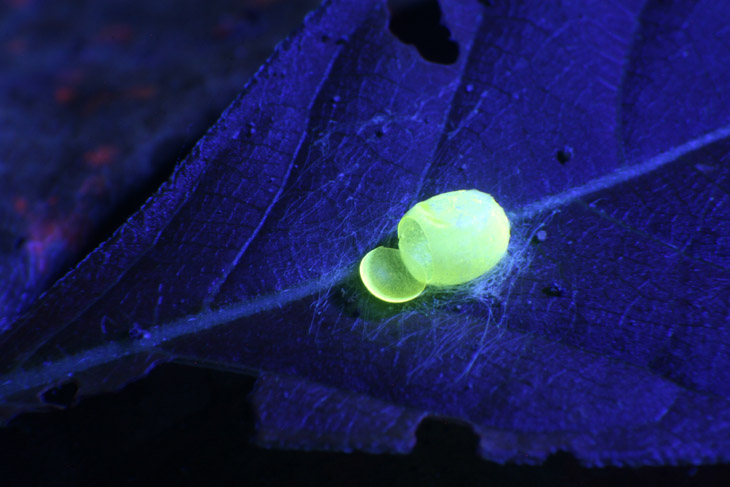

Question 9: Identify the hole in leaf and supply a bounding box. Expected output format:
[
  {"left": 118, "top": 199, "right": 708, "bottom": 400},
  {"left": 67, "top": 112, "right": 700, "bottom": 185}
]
[
  {"left": 542, "top": 282, "right": 565, "bottom": 297},
  {"left": 41, "top": 380, "right": 79, "bottom": 408},
  {"left": 388, "top": 0, "right": 459, "bottom": 64},
  {"left": 556, "top": 145, "right": 574, "bottom": 164}
]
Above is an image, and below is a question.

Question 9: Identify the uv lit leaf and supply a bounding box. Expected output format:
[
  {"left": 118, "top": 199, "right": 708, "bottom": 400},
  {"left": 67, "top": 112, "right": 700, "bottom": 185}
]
[{"left": 2, "top": 0, "right": 730, "bottom": 467}]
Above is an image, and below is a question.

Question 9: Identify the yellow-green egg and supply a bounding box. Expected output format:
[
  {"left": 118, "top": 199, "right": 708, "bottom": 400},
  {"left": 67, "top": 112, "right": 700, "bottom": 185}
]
[{"left": 360, "top": 189, "right": 510, "bottom": 303}]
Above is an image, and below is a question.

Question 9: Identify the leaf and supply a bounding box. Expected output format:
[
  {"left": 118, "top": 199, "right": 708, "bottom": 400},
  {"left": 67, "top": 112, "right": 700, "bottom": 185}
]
[{"left": 2, "top": 0, "right": 730, "bottom": 466}]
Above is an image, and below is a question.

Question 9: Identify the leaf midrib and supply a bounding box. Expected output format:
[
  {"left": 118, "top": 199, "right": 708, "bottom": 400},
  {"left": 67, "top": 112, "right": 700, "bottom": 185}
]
[{"left": 2, "top": 124, "right": 728, "bottom": 402}]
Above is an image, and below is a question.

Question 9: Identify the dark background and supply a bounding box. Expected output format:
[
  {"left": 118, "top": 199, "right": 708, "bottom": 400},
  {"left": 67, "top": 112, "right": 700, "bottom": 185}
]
[
  {"left": 1, "top": 0, "right": 729, "bottom": 484},
  {"left": 3, "top": 362, "right": 728, "bottom": 486}
]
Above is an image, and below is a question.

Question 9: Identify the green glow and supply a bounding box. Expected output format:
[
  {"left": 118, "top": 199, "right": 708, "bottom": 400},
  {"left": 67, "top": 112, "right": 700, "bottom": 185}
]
[
  {"left": 359, "top": 247, "right": 427, "bottom": 303},
  {"left": 360, "top": 189, "right": 510, "bottom": 302}
]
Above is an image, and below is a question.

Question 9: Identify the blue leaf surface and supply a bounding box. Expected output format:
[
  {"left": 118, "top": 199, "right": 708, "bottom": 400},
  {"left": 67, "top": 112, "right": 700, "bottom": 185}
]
[{"left": 2, "top": 0, "right": 730, "bottom": 466}]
